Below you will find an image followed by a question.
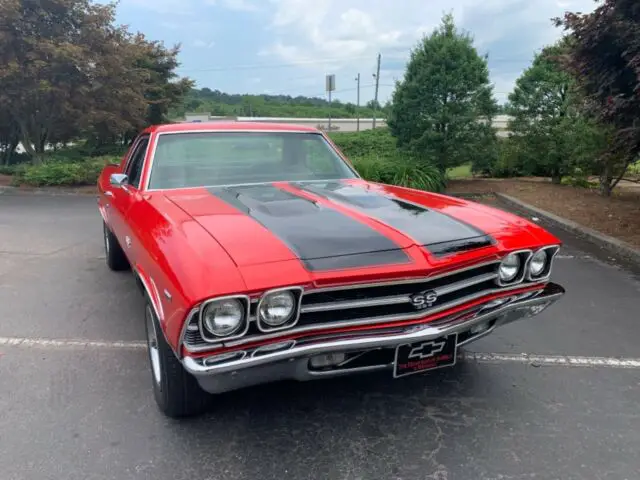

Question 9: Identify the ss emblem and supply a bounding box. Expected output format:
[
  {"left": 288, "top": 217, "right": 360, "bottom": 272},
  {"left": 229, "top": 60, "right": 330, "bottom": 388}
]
[{"left": 409, "top": 290, "right": 438, "bottom": 310}]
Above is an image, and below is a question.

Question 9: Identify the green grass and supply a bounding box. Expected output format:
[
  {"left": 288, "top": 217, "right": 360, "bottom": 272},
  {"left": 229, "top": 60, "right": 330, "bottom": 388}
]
[{"left": 446, "top": 163, "right": 473, "bottom": 179}]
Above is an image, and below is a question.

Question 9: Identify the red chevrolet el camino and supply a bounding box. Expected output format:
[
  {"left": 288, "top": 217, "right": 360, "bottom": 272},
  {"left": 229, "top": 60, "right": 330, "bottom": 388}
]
[{"left": 97, "top": 122, "right": 565, "bottom": 418}]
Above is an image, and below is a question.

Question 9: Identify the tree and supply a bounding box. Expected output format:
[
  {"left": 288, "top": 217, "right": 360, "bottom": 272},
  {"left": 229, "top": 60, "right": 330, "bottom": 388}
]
[
  {"left": 387, "top": 13, "right": 498, "bottom": 172},
  {"left": 0, "top": 108, "right": 19, "bottom": 166},
  {"left": 506, "top": 39, "right": 606, "bottom": 183},
  {"left": 132, "top": 36, "right": 194, "bottom": 127},
  {"left": 554, "top": 0, "right": 640, "bottom": 196},
  {"left": 0, "top": 0, "right": 193, "bottom": 161}
]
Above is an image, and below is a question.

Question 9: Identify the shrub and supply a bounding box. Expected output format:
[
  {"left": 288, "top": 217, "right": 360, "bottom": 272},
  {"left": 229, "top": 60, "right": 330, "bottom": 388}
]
[
  {"left": 14, "top": 156, "right": 118, "bottom": 187},
  {"left": 329, "top": 129, "right": 396, "bottom": 158},
  {"left": 351, "top": 153, "right": 446, "bottom": 192},
  {"left": 0, "top": 165, "right": 16, "bottom": 175}
]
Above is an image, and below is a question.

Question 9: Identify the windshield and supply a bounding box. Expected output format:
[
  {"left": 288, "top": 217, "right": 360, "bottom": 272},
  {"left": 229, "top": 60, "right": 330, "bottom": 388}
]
[{"left": 147, "top": 131, "right": 359, "bottom": 189}]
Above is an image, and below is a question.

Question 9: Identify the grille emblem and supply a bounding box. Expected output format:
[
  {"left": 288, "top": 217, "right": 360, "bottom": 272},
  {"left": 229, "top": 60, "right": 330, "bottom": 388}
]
[{"left": 409, "top": 290, "right": 438, "bottom": 310}]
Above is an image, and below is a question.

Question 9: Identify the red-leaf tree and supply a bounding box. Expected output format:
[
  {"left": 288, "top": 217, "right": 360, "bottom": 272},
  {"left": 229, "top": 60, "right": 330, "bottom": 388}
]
[{"left": 554, "top": 0, "right": 640, "bottom": 195}]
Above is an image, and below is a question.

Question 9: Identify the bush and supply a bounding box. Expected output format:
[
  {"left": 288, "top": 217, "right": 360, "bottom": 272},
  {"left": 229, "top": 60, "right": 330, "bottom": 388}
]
[
  {"left": 329, "top": 129, "right": 396, "bottom": 158},
  {"left": 0, "top": 164, "right": 16, "bottom": 175},
  {"left": 14, "top": 156, "right": 118, "bottom": 187},
  {"left": 351, "top": 153, "right": 446, "bottom": 192}
]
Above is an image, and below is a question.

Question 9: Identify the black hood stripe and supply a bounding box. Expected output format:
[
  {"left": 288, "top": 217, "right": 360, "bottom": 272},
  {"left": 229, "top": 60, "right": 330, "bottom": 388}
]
[
  {"left": 206, "top": 185, "right": 411, "bottom": 271},
  {"left": 294, "top": 182, "right": 495, "bottom": 257}
]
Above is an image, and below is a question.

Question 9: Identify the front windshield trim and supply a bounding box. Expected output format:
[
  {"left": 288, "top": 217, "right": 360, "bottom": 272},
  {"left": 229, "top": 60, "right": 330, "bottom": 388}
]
[{"left": 142, "top": 129, "right": 361, "bottom": 192}]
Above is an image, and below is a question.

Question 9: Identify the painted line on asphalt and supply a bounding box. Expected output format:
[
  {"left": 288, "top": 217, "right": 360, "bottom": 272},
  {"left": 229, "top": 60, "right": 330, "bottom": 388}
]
[
  {"left": 0, "top": 336, "right": 146, "bottom": 350},
  {"left": 2, "top": 336, "right": 640, "bottom": 369},
  {"left": 463, "top": 352, "right": 640, "bottom": 369}
]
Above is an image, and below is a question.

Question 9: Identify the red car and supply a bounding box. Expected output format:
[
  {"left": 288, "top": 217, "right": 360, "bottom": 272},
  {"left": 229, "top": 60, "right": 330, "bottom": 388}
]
[{"left": 97, "top": 122, "right": 565, "bottom": 418}]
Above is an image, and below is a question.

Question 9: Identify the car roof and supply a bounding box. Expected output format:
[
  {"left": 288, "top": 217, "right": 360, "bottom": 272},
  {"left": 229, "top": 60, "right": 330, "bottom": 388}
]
[{"left": 148, "top": 121, "right": 321, "bottom": 134}]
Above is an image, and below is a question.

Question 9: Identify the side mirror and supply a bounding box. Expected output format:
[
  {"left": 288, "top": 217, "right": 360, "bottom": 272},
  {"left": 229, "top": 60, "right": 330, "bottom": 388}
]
[{"left": 110, "top": 173, "right": 129, "bottom": 188}]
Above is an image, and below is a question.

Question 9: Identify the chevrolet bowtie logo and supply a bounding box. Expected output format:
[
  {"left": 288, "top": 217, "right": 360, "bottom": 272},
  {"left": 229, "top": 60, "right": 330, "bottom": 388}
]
[{"left": 407, "top": 340, "right": 446, "bottom": 360}]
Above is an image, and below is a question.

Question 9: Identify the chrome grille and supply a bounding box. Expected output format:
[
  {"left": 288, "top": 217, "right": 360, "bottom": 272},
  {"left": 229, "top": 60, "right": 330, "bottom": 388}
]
[
  {"left": 295, "top": 261, "right": 500, "bottom": 328},
  {"left": 181, "top": 259, "right": 517, "bottom": 353}
]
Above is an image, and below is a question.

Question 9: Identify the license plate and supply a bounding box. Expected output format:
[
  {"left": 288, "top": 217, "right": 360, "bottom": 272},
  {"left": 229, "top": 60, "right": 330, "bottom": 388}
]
[{"left": 393, "top": 334, "right": 458, "bottom": 378}]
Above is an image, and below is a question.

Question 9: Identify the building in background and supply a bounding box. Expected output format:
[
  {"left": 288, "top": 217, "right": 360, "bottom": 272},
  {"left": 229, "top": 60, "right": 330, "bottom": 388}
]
[{"left": 181, "top": 113, "right": 511, "bottom": 137}]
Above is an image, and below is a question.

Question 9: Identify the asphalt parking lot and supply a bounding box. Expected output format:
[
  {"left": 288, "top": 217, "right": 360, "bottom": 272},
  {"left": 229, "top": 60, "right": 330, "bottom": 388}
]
[{"left": 1, "top": 191, "right": 640, "bottom": 480}]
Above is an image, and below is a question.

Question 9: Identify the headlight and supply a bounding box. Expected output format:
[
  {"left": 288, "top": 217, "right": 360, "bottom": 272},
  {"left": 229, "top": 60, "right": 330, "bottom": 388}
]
[
  {"left": 529, "top": 250, "right": 547, "bottom": 277},
  {"left": 259, "top": 290, "right": 296, "bottom": 328},
  {"left": 499, "top": 253, "right": 521, "bottom": 282},
  {"left": 202, "top": 298, "right": 245, "bottom": 337}
]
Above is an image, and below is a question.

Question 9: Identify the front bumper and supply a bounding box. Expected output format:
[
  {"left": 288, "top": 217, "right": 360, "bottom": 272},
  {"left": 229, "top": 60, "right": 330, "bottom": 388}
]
[{"left": 183, "top": 282, "right": 564, "bottom": 394}]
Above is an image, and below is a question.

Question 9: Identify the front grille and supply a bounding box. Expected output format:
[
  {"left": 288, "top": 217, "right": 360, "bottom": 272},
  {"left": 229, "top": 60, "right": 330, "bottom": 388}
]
[
  {"left": 181, "top": 260, "right": 511, "bottom": 352},
  {"left": 297, "top": 262, "right": 499, "bottom": 327}
]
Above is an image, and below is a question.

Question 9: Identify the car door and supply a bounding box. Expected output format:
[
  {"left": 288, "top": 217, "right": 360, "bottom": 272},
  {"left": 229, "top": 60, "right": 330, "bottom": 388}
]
[{"left": 109, "top": 134, "right": 150, "bottom": 255}]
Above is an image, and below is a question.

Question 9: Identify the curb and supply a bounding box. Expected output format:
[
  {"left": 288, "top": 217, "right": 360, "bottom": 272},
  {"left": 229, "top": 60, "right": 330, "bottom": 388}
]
[{"left": 494, "top": 192, "right": 640, "bottom": 266}]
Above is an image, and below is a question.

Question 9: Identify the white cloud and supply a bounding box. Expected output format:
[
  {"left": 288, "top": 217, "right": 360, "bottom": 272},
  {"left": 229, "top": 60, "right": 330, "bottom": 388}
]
[
  {"left": 255, "top": 0, "right": 598, "bottom": 102},
  {"left": 193, "top": 39, "right": 216, "bottom": 48},
  {"left": 205, "top": 0, "right": 261, "bottom": 11}
]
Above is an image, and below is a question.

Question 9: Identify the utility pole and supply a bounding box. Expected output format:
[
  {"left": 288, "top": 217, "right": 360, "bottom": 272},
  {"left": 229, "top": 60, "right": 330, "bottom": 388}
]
[
  {"left": 355, "top": 73, "right": 360, "bottom": 132},
  {"left": 372, "top": 53, "right": 381, "bottom": 129}
]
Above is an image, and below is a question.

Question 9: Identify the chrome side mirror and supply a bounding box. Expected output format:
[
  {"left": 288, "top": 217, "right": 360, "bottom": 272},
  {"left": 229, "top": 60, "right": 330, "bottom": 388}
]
[{"left": 110, "top": 173, "right": 129, "bottom": 188}]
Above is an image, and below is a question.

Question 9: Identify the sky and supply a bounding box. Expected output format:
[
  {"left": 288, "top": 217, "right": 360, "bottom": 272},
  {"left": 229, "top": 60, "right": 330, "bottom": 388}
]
[{"left": 113, "top": 0, "right": 599, "bottom": 105}]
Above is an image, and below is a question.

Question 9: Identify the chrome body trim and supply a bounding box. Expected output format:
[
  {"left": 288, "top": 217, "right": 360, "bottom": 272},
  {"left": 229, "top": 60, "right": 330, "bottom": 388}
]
[
  {"left": 496, "top": 249, "right": 533, "bottom": 287},
  {"left": 198, "top": 295, "right": 251, "bottom": 342},
  {"left": 134, "top": 269, "right": 163, "bottom": 323},
  {"left": 300, "top": 272, "right": 498, "bottom": 313},
  {"left": 180, "top": 282, "right": 542, "bottom": 354},
  {"left": 182, "top": 283, "right": 565, "bottom": 393},
  {"left": 526, "top": 245, "right": 561, "bottom": 282},
  {"left": 143, "top": 129, "right": 361, "bottom": 192},
  {"left": 213, "top": 282, "right": 541, "bottom": 350},
  {"left": 177, "top": 307, "right": 200, "bottom": 358}
]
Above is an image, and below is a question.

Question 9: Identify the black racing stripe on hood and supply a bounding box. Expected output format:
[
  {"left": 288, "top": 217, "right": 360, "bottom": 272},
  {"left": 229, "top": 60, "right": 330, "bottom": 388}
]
[
  {"left": 294, "top": 182, "right": 495, "bottom": 257},
  {"left": 206, "top": 184, "right": 411, "bottom": 271}
]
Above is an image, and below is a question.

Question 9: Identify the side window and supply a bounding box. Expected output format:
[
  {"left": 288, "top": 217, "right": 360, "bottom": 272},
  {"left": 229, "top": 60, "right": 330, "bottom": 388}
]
[{"left": 124, "top": 136, "right": 150, "bottom": 188}]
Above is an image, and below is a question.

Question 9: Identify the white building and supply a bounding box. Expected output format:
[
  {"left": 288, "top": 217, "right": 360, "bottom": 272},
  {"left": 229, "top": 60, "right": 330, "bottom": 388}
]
[{"left": 182, "top": 113, "right": 512, "bottom": 136}]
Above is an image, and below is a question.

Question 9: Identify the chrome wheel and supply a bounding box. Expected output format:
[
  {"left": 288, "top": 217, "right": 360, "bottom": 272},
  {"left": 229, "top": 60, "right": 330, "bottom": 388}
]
[{"left": 145, "top": 305, "right": 162, "bottom": 387}]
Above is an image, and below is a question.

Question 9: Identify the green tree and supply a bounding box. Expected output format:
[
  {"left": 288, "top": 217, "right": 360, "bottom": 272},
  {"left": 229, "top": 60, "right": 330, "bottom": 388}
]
[
  {"left": 555, "top": 0, "right": 640, "bottom": 195},
  {"left": 132, "top": 36, "right": 194, "bottom": 128},
  {"left": 387, "top": 13, "right": 498, "bottom": 172},
  {"left": 0, "top": 108, "right": 19, "bottom": 166},
  {"left": 506, "top": 39, "right": 606, "bottom": 183},
  {"left": 0, "top": 0, "right": 192, "bottom": 161}
]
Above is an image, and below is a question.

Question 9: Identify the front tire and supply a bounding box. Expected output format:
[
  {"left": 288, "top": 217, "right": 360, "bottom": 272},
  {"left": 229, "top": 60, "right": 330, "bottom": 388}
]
[
  {"left": 144, "top": 301, "right": 212, "bottom": 418},
  {"left": 103, "top": 222, "right": 129, "bottom": 271}
]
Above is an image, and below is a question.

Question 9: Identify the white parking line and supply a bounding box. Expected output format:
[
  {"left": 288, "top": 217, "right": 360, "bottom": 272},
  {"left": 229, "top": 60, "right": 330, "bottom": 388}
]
[
  {"left": 2, "top": 335, "right": 640, "bottom": 369},
  {"left": 0, "top": 336, "right": 146, "bottom": 350},
  {"left": 463, "top": 352, "right": 640, "bottom": 369}
]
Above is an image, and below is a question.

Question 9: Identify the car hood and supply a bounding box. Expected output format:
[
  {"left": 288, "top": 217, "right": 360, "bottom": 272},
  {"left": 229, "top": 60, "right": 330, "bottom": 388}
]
[{"left": 164, "top": 179, "right": 544, "bottom": 271}]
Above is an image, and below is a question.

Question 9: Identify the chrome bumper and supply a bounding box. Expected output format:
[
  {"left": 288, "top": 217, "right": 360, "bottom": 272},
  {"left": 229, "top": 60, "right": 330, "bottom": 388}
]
[{"left": 183, "top": 283, "right": 564, "bottom": 394}]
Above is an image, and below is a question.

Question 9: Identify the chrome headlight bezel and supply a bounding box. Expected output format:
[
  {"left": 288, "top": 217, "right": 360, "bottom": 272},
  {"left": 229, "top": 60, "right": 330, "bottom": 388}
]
[
  {"left": 496, "top": 250, "right": 532, "bottom": 286},
  {"left": 257, "top": 286, "right": 304, "bottom": 333},
  {"left": 526, "top": 245, "right": 560, "bottom": 282},
  {"left": 198, "top": 294, "right": 250, "bottom": 342}
]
